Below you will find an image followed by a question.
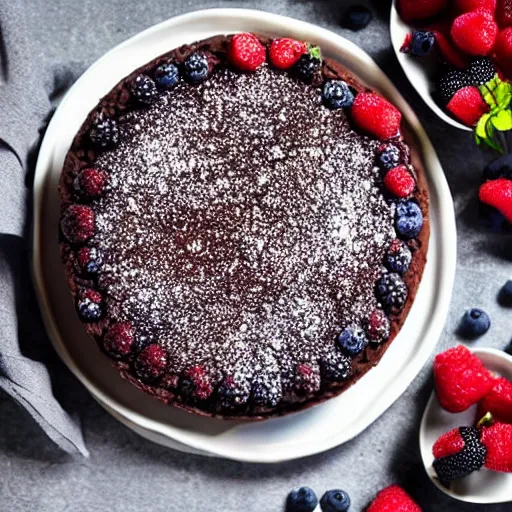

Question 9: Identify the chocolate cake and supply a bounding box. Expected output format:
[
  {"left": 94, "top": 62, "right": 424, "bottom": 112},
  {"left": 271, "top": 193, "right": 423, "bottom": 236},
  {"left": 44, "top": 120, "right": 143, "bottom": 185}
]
[{"left": 59, "top": 34, "right": 429, "bottom": 419}]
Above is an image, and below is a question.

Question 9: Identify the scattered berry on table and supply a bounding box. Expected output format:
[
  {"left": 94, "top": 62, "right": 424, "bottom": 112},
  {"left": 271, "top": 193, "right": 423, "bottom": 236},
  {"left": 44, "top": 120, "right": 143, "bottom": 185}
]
[
  {"left": 481, "top": 422, "right": 512, "bottom": 472},
  {"left": 73, "top": 167, "right": 108, "bottom": 199},
  {"left": 376, "top": 273, "right": 408, "bottom": 313},
  {"left": 103, "top": 322, "right": 134, "bottom": 359},
  {"left": 433, "top": 426, "right": 487, "bottom": 481},
  {"left": 89, "top": 115, "right": 120, "bottom": 149},
  {"left": 134, "top": 344, "right": 168, "bottom": 382},
  {"left": 366, "top": 310, "right": 391, "bottom": 344},
  {"left": 336, "top": 326, "right": 368, "bottom": 356},
  {"left": 75, "top": 246, "right": 103, "bottom": 276},
  {"left": 154, "top": 63, "right": 180, "bottom": 89},
  {"left": 434, "top": 345, "right": 494, "bottom": 413},
  {"left": 494, "top": 28, "right": 512, "bottom": 79},
  {"left": 468, "top": 57, "right": 496, "bottom": 85},
  {"left": 292, "top": 364, "right": 321, "bottom": 395},
  {"left": 436, "top": 66, "right": 472, "bottom": 103},
  {"left": 367, "top": 485, "right": 421, "bottom": 512},
  {"left": 479, "top": 178, "right": 512, "bottom": 223},
  {"left": 228, "top": 33, "right": 266, "bottom": 72},
  {"left": 269, "top": 38, "right": 307, "bottom": 69},
  {"left": 217, "top": 376, "right": 250, "bottom": 409},
  {"left": 478, "top": 377, "right": 512, "bottom": 424},
  {"left": 322, "top": 80, "right": 354, "bottom": 109},
  {"left": 319, "top": 352, "right": 352, "bottom": 382},
  {"left": 396, "top": 0, "right": 447, "bottom": 23},
  {"left": 183, "top": 53, "right": 210, "bottom": 83},
  {"left": 320, "top": 489, "right": 351, "bottom": 512},
  {"left": 506, "top": 340, "right": 512, "bottom": 356},
  {"left": 351, "top": 92, "right": 402, "bottom": 140},
  {"left": 395, "top": 200, "right": 424, "bottom": 239},
  {"left": 286, "top": 486, "right": 318, "bottom": 512},
  {"left": 500, "top": 279, "right": 512, "bottom": 304},
  {"left": 61, "top": 204, "right": 95, "bottom": 244},
  {"left": 385, "top": 239, "right": 412, "bottom": 274},
  {"left": 376, "top": 143, "right": 402, "bottom": 171},
  {"left": 294, "top": 51, "right": 322, "bottom": 83},
  {"left": 482, "top": 153, "right": 512, "bottom": 181},
  {"left": 251, "top": 375, "right": 282, "bottom": 408},
  {"left": 403, "top": 31, "right": 436, "bottom": 57},
  {"left": 340, "top": 5, "right": 373, "bottom": 31},
  {"left": 459, "top": 308, "right": 491, "bottom": 338},
  {"left": 451, "top": 11, "right": 498, "bottom": 56},
  {"left": 130, "top": 74, "right": 158, "bottom": 105},
  {"left": 179, "top": 365, "right": 214, "bottom": 401},
  {"left": 446, "top": 86, "right": 489, "bottom": 126},
  {"left": 384, "top": 165, "right": 416, "bottom": 198}
]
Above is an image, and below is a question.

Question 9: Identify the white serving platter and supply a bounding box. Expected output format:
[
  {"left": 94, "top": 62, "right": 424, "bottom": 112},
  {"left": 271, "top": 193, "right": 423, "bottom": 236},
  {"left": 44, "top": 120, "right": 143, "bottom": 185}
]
[{"left": 32, "top": 8, "right": 457, "bottom": 463}]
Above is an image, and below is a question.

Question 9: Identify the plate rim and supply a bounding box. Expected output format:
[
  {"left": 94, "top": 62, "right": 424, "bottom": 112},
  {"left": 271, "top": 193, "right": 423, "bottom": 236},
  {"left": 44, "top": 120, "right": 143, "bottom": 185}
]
[{"left": 32, "top": 7, "right": 457, "bottom": 463}]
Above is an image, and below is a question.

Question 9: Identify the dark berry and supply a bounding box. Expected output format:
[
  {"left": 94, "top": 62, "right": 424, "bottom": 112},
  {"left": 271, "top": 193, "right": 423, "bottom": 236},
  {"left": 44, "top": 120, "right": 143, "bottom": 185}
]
[
  {"left": 322, "top": 80, "right": 354, "bottom": 109},
  {"left": 409, "top": 31, "right": 436, "bottom": 57},
  {"left": 89, "top": 115, "right": 120, "bottom": 149},
  {"left": 251, "top": 376, "right": 282, "bottom": 408},
  {"left": 319, "top": 352, "right": 352, "bottom": 382},
  {"left": 468, "top": 57, "right": 496, "bottom": 86},
  {"left": 366, "top": 310, "right": 391, "bottom": 344},
  {"left": 340, "top": 5, "right": 373, "bottom": 31},
  {"left": 395, "top": 200, "right": 424, "bottom": 239},
  {"left": 154, "top": 63, "right": 180, "bottom": 89},
  {"left": 183, "top": 53, "right": 209, "bottom": 84},
  {"left": 294, "top": 53, "right": 321, "bottom": 83},
  {"left": 336, "top": 326, "right": 368, "bottom": 356},
  {"left": 385, "top": 239, "right": 412, "bottom": 274},
  {"left": 376, "top": 273, "right": 408, "bottom": 313},
  {"left": 500, "top": 279, "right": 512, "bottom": 305},
  {"left": 376, "top": 143, "right": 402, "bottom": 171},
  {"left": 75, "top": 246, "right": 103, "bottom": 276},
  {"left": 320, "top": 489, "right": 351, "bottom": 512},
  {"left": 483, "top": 153, "right": 512, "bottom": 181},
  {"left": 292, "top": 364, "right": 321, "bottom": 395},
  {"left": 217, "top": 376, "right": 250, "bottom": 409},
  {"left": 505, "top": 340, "right": 512, "bottom": 356},
  {"left": 76, "top": 289, "right": 103, "bottom": 322},
  {"left": 134, "top": 344, "right": 168, "bottom": 382},
  {"left": 179, "top": 365, "right": 214, "bottom": 401},
  {"left": 103, "top": 322, "right": 134, "bottom": 359},
  {"left": 436, "top": 66, "right": 471, "bottom": 104},
  {"left": 73, "top": 168, "right": 108, "bottom": 199},
  {"left": 286, "top": 487, "right": 318, "bottom": 512},
  {"left": 131, "top": 74, "right": 158, "bottom": 105},
  {"left": 61, "top": 204, "right": 95, "bottom": 244},
  {"left": 459, "top": 308, "right": 491, "bottom": 339}
]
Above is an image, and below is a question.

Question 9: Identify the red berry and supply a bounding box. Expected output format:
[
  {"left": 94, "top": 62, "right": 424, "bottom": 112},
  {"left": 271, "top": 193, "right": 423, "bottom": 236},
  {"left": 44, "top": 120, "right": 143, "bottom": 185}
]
[
  {"left": 181, "top": 365, "right": 214, "bottom": 400},
  {"left": 433, "top": 427, "right": 466, "bottom": 459},
  {"left": 397, "top": 0, "right": 447, "bottom": 22},
  {"left": 134, "top": 344, "right": 168, "bottom": 382},
  {"left": 351, "top": 92, "right": 402, "bottom": 140},
  {"left": 446, "top": 86, "right": 489, "bottom": 126},
  {"left": 478, "top": 377, "right": 512, "bottom": 423},
  {"left": 455, "top": 0, "right": 497, "bottom": 12},
  {"left": 61, "top": 204, "right": 95, "bottom": 244},
  {"left": 228, "top": 33, "right": 266, "bottom": 72},
  {"left": 434, "top": 345, "right": 494, "bottom": 413},
  {"left": 367, "top": 485, "right": 421, "bottom": 512},
  {"left": 103, "top": 322, "right": 134, "bottom": 359},
  {"left": 74, "top": 168, "right": 108, "bottom": 199},
  {"left": 366, "top": 310, "right": 391, "bottom": 343},
  {"left": 269, "top": 38, "right": 307, "bottom": 69},
  {"left": 494, "top": 28, "right": 512, "bottom": 78},
  {"left": 431, "top": 30, "right": 469, "bottom": 68},
  {"left": 78, "top": 288, "right": 102, "bottom": 304},
  {"left": 293, "top": 364, "right": 321, "bottom": 395},
  {"left": 481, "top": 422, "right": 512, "bottom": 472},
  {"left": 384, "top": 166, "right": 416, "bottom": 198},
  {"left": 479, "top": 178, "right": 512, "bottom": 222},
  {"left": 497, "top": 0, "right": 512, "bottom": 27},
  {"left": 451, "top": 11, "right": 499, "bottom": 55}
]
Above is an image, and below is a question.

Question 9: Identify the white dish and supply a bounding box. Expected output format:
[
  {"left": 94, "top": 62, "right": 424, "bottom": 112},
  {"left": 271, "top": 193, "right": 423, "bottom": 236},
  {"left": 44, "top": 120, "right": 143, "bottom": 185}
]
[
  {"left": 32, "top": 8, "right": 457, "bottom": 463},
  {"left": 420, "top": 347, "right": 512, "bottom": 504},
  {"left": 390, "top": 1, "right": 472, "bottom": 132}
]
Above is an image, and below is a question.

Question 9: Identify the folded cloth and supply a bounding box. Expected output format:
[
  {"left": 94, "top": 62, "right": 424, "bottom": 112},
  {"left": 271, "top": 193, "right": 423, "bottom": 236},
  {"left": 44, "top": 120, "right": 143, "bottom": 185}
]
[{"left": 0, "top": 0, "right": 88, "bottom": 456}]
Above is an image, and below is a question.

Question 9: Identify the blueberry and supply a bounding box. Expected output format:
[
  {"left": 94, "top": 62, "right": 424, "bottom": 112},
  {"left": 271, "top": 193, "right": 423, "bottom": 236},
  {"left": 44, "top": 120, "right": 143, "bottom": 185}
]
[
  {"left": 395, "top": 200, "right": 424, "bottom": 239},
  {"left": 480, "top": 204, "right": 508, "bottom": 231},
  {"left": 409, "top": 31, "right": 436, "bottom": 57},
  {"left": 483, "top": 154, "right": 512, "bottom": 181},
  {"left": 377, "top": 143, "right": 402, "bottom": 171},
  {"left": 385, "top": 239, "right": 412, "bottom": 274},
  {"left": 183, "top": 53, "right": 209, "bottom": 84},
  {"left": 287, "top": 487, "right": 318, "bottom": 512},
  {"left": 130, "top": 74, "right": 158, "bottom": 105},
  {"left": 459, "top": 308, "right": 491, "bottom": 338},
  {"left": 295, "top": 54, "right": 321, "bottom": 83},
  {"left": 77, "top": 300, "right": 102, "bottom": 322},
  {"left": 336, "top": 327, "right": 368, "bottom": 356},
  {"left": 322, "top": 80, "right": 354, "bottom": 109},
  {"left": 500, "top": 280, "right": 512, "bottom": 305},
  {"left": 154, "top": 63, "right": 180, "bottom": 89},
  {"left": 376, "top": 273, "right": 408, "bottom": 313},
  {"left": 320, "top": 489, "right": 351, "bottom": 512},
  {"left": 341, "top": 5, "right": 373, "bottom": 31}
]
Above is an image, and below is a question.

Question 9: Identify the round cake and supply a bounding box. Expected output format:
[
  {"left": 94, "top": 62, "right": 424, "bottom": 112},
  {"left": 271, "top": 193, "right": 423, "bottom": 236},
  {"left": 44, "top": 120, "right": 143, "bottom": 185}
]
[{"left": 59, "top": 33, "right": 429, "bottom": 419}]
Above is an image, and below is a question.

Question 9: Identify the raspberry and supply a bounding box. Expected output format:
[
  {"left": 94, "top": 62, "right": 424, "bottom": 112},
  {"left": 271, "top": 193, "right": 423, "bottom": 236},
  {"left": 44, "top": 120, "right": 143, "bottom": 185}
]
[
  {"left": 179, "top": 365, "right": 214, "bottom": 401},
  {"left": 451, "top": 11, "right": 498, "bottom": 55},
  {"left": 479, "top": 178, "right": 512, "bottom": 222},
  {"left": 228, "top": 33, "right": 266, "bottom": 72},
  {"left": 434, "top": 345, "right": 494, "bottom": 413},
  {"left": 89, "top": 115, "right": 120, "bottom": 149},
  {"left": 61, "top": 204, "right": 95, "bottom": 244},
  {"left": 385, "top": 239, "right": 412, "bottom": 274},
  {"left": 134, "top": 344, "right": 168, "bottom": 382},
  {"left": 367, "top": 485, "right": 421, "bottom": 512},
  {"left": 251, "top": 375, "right": 282, "bottom": 408},
  {"left": 73, "top": 168, "right": 108, "bottom": 199},
  {"left": 481, "top": 422, "right": 512, "bottom": 472},
  {"left": 103, "top": 322, "right": 134, "bottom": 359},
  {"left": 292, "top": 364, "right": 321, "bottom": 395},
  {"left": 75, "top": 246, "right": 103, "bottom": 276},
  {"left": 130, "top": 74, "right": 158, "bottom": 105},
  {"left": 319, "top": 352, "right": 352, "bottom": 382},
  {"left": 366, "top": 310, "right": 391, "bottom": 344},
  {"left": 455, "top": 0, "right": 497, "bottom": 12},
  {"left": 478, "top": 377, "right": 512, "bottom": 423},
  {"left": 446, "top": 86, "right": 489, "bottom": 126},
  {"left": 384, "top": 166, "right": 416, "bottom": 198},
  {"left": 217, "top": 376, "right": 250, "bottom": 409},
  {"left": 494, "top": 28, "right": 512, "bottom": 79},
  {"left": 497, "top": 0, "right": 512, "bottom": 27},
  {"left": 376, "top": 273, "right": 408, "bottom": 313},
  {"left": 397, "top": 0, "right": 447, "bottom": 22},
  {"left": 351, "top": 92, "right": 402, "bottom": 140},
  {"left": 183, "top": 53, "right": 209, "bottom": 84},
  {"left": 269, "top": 38, "right": 307, "bottom": 69}
]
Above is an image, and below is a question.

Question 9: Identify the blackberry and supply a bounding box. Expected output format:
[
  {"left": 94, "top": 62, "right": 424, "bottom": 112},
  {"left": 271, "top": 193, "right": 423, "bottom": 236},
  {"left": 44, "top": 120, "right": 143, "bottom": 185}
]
[
  {"left": 89, "top": 115, "right": 120, "bottom": 149},
  {"left": 385, "top": 239, "right": 412, "bottom": 274},
  {"left": 294, "top": 53, "right": 321, "bottom": 83},
  {"left": 336, "top": 326, "right": 368, "bottom": 356},
  {"left": 131, "top": 74, "right": 158, "bottom": 105},
  {"left": 376, "top": 143, "right": 402, "bottom": 171},
  {"left": 154, "top": 63, "right": 180, "bottom": 89},
  {"left": 469, "top": 57, "right": 496, "bottom": 86},
  {"left": 251, "top": 376, "right": 282, "bottom": 408},
  {"left": 183, "top": 53, "right": 209, "bottom": 84},
  {"left": 436, "top": 66, "right": 471, "bottom": 103},
  {"left": 134, "top": 344, "right": 168, "bottom": 382},
  {"left": 319, "top": 352, "right": 352, "bottom": 382},
  {"left": 322, "top": 80, "right": 354, "bottom": 109},
  {"left": 292, "top": 363, "right": 321, "bottom": 395},
  {"left": 75, "top": 246, "right": 103, "bottom": 276},
  {"left": 179, "top": 365, "right": 214, "bottom": 401},
  {"left": 217, "top": 377, "right": 250, "bottom": 410},
  {"left": 376, "top": 273, "right": 408, "bottom": 313}
]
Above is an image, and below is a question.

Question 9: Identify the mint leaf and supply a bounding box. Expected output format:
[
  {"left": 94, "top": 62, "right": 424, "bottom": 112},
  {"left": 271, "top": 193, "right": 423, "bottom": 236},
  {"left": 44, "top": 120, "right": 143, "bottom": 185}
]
[
  {"left": 494, "top": 81, "right": 512, "bottom": 110},
  {"left": 491, "top": 109, "right": 512, "bottom": 132},
  {"left": 307, "top": 44, "right": 322, "bottom": 61}
]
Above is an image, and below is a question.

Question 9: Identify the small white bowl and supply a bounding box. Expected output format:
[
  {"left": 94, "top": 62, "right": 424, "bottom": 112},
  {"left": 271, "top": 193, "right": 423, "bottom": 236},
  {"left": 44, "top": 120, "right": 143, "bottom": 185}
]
[
  {"left": 420, "top": 347, "right": 512, "bottom": 504},
  {"left": 390, "top": 1, "right": 472, "bottom": 132}
]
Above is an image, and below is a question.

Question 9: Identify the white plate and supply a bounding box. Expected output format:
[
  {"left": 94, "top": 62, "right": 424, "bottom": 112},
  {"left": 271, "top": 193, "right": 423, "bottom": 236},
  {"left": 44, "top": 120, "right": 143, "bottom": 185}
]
[
  {"left": 32, "top": 8, "right": 457, "bottom": 463},
  {"left": 390, "top": 1, "right": 472, "bottom": 132},
  {"left": 420, "top": 348, "right": 512, "bottom": 504}
]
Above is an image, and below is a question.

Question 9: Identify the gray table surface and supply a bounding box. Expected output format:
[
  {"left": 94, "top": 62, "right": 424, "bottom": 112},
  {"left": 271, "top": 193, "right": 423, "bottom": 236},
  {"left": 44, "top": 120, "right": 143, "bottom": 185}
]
[{"left": 1, "top": 1, "right": 511, "bottom": 510}]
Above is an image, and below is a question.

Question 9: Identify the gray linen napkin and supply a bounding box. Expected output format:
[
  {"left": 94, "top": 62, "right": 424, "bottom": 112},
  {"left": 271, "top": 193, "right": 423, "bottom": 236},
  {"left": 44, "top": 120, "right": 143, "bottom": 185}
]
[{"left": 0, "top": 0, "right": 88, "bottom": 456}]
